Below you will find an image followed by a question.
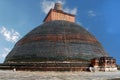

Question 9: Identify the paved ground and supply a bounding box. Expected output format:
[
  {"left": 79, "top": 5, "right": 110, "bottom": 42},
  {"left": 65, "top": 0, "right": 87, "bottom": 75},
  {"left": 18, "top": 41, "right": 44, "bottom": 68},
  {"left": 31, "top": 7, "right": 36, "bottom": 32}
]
[{"left": 0, "top": 70, "right": 120, "bottom": 80}]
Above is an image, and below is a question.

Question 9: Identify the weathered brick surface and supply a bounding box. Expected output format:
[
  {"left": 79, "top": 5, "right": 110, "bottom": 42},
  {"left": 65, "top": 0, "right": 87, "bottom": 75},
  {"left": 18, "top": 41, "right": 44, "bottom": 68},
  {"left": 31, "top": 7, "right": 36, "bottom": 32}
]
[
  {"left": 5, "top": 20, "right": 108, "bottom": 63},
  {"left": 44, "top": 9, "right": 75, "bottom": 22}
]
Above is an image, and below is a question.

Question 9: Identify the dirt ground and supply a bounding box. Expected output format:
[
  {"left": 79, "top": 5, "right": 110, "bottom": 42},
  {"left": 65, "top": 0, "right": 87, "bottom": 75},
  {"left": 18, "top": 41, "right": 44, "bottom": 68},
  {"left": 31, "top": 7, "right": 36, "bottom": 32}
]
[{"left": 0, "top": 70, "right": 120, "bottom": 80}]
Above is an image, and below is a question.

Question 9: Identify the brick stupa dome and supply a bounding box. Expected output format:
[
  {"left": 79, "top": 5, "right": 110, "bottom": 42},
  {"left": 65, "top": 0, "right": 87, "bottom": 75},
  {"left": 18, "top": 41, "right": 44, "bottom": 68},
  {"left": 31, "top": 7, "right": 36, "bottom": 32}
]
[
  {"left": 3, "top": 3, "right": 109, "bottom": 71},
  {"left": 4, "top": 20, "right": 108, "bottom": 63}
]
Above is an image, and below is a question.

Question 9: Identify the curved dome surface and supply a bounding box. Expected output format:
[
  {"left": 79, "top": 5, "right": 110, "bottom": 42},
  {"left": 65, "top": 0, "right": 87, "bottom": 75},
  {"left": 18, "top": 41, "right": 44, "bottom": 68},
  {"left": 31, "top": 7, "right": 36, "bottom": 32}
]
[{"left": 5, "top": 20, "right": 108, "bottom": 63}]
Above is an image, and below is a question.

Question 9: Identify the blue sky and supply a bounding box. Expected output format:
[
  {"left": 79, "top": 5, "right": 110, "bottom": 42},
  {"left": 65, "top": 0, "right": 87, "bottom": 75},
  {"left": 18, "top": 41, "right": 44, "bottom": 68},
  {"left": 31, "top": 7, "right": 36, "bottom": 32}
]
[{"left": 0, "top": 0, "right": 120, "bottom": 64}]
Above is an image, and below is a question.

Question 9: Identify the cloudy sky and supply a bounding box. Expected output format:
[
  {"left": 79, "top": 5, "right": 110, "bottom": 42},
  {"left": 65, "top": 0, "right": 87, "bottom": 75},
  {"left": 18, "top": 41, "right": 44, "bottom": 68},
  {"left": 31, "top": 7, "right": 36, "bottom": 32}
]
[{"left": 0, "top": 0, "right": 120, "bottom": 64}]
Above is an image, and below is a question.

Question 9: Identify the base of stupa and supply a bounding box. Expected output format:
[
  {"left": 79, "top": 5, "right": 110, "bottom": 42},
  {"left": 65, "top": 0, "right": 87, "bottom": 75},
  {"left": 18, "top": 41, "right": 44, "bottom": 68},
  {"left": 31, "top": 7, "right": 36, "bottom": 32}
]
[{"left": 0, "top": 61, "right": 90, "bottom": 71}]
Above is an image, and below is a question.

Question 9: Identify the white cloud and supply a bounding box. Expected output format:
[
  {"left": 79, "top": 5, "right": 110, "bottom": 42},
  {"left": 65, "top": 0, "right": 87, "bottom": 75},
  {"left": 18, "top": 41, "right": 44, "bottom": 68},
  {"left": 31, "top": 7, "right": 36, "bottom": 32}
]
[
  {"left": 41, "top": 0, "right": 55, "bottom": 14},
  {"left": 88, "top": 10, "right": 96, "bottom": 17},
  {"left": 76, "top": 21, "right": 83, "bottom": 25},
  {"left": 41, "top": 0, "right": 77, "bottom": 15},
  {"left": 0, "top": 48, "right": 11, "bottom": 62},
  {"left": 57, "top": 0, "right": 64, "bottom": 4},
  {"left": 0, "top": 48, "right": 10, "bottom": 58},
  {"left": 64, "top": 7, "right": 77, "bottom": 15},
  {"left": 0, "top": 26, "right": 20, "bottom": 43},
  {"left": 70, "top": 8, "right": 77, "bottom": 15}
]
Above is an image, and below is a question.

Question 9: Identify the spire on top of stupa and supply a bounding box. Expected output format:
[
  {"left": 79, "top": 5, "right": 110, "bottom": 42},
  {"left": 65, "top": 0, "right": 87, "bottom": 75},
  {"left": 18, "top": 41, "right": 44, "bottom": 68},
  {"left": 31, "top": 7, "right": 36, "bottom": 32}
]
[
  {"left": 54, "top": 2, "right": 62, "bottom": 11},
  {"left": 43, "top": 2, "right": 75, "bottom": 22}
]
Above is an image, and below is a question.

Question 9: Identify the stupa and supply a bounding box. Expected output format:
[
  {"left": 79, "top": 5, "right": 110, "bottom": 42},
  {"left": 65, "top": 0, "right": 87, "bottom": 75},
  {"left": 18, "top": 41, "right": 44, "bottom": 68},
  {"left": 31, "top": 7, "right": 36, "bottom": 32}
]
[{"left": 2, "top": 2, "right": 112, "bottom": 71}]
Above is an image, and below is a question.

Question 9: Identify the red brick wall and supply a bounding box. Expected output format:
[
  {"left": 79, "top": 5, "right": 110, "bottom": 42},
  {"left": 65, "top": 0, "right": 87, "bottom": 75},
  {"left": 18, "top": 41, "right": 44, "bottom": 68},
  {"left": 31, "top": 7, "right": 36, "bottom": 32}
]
[{"left": 44, "top": 10, "right": 75, "bottom": 22}]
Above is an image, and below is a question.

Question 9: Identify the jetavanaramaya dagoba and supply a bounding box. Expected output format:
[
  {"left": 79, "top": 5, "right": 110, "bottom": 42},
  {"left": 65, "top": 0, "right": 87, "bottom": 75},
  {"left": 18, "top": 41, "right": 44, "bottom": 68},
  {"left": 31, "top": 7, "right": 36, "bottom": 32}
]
[{"left": 1, "top": 3, "right": 117, "bottom": 71}]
